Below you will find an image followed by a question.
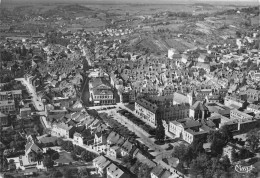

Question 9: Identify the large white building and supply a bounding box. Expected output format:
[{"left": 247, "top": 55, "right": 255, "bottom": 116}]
[
  {"left": 89, "top": 77, "right": 115, "bottom": 105},
  {"left": 52, "top": 122, "right": 74, "bottom": 138},
  {"left": 168, "top": 48, "right": 178, "bottom": 59},
  {"left": 169, "top": 118, "right": 210, "bottom": 144},
  {"left": 135, "top": 98, "right": 157, "bottom": 127}
]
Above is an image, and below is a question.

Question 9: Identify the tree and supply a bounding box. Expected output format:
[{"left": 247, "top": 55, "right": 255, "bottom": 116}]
[
  {"left": 33, "top": 124, "right": 40, "bottom": 133},
  {"left": 78, "top": 168, "right": 89, "bottom": 178},
  {"left": 80, "top": 150, "right": 96, "bottom": 162},
  {"left": 176, "top": 162, "right": 185, "bottom": 173},
  {"left": 80, "top": 150, "right": 87, "bottom": 161},
  {"left": 155, "top": 119, "right": 165, "bottom": 142},
  {"left": 71, "top": 151, "right": 78, "bottom": 161},
  {"left": 207, "top": 130, "right": 227, "bottom": 156},
  {"left": 50, "top": 170, "right": 63, "bottom": 178},
  {"left": 9, "top": 141, "right": 16, "bottom": 149},
  {"left": 43, "top": 155, "right": 54, "bottom": 169},
  {"left": 231, "top": 148, "right": 238, "bottom": 163},
  {"left": 191, "top": 139, "right": 204, "bottom": 155},
  {"left": 184, "top": 145, "right": 194, "bottom": 166},
  {"left": 246, "top": 129, "right": 260, "bottom": 153},
  {"left": 221, "top": 155, "right": 231, "bottom": 172},
  {"left": 56, "top": 138, "right": 64, "bottom": 146},
  {"left": 210, "top": 138, "right": 226, "bottom": 156},
  {"left": 74, "top": 145, "right": 84, "bottom": 155},
  {"left": 52, "top": 152, "right": 59, "bottom": 160},
  {"left": 3, "top": 157, "right": 8, "bottom": 171},
  {"left": 8, "top": 159, "right": 16, "bottom": 171},
  {"left": 62, "top": 141, "right": 74, "bottom": 152},
  {"left": 137, "top": 163, "right": 151, "bottom": 178},
  {"left": 189, "top": 154, "right": 215, "bottom": 178},
  {"left": 220, "top": 125, "right": 233, "bottom": 143},
  {"left": 21, "top": 45, "right": 27, "bottom": 56},
  {"left": 229, "top": 61, "right": 238, "bottom": 68},
  {"left": 172, "top": 144, "right": 187, "bottom": 162},
  {"left": 63, "top": 168, "right": 79, "bottom": 178}
]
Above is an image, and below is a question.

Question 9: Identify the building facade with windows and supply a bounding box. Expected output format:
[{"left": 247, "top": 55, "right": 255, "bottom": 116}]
[
  {"left": 89, "top": 77, "right": 115, "bottom": 105},
  {"left": 0, "top": 90, "right": 22, "bottom": 101},
  {"left": 169, "top": 118, "right": 209, "bottom": 144},
  {"left": 0, "top": 100, "right": 15, "bottom": 114},
  {"left": 135, "top": 97, "right": 190, "bottom": 128}
]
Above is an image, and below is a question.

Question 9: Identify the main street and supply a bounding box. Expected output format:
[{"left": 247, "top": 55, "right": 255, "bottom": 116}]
[{"left": 15, "top": 78, "right": 50, "bottom": 129}]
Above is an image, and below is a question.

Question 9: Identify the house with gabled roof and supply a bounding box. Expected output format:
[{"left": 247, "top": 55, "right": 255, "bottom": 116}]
[
  {"left": 52, "top": 122, "right": 75, "bottom": 138},
  {"left": 73, "top": 132, "right": 84, "bottom": 146},
  {"left": 106, "top": 163, "right": 131, "bottom": 178},
  {"left": 106, "top": 131, "right": 125, "bottom": 146},
  {"left": 120, "top": 140, "right": 136, "bottom": 157},
  {"left": 93, "top": 155, "right": 112, "bottom": 176},
  {"left": 107, "top": 145, "right": 121, "bottom": 158},
  {"left": 94, "top": 131, "right": 108, "bottom": 153},
  {"left": 14, "top": 135, "right": 45, "bottom": 170},
  {"left": 151, "top": 165, "right": 165, "bottom": 178},
  {"left": 189, "top": 101, "right": 209, "bottom": 120},
  {"left": 88, "top": 118, "right": 102, "bottom": 131}
]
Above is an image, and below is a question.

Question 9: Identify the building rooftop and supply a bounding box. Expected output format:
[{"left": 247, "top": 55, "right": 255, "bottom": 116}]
[
  {"left": 55, "top": 122, "right": 73, "bottom": 131},
  {"left": 151, "top": 165, "right": 164, "bottom": 177},
  {"left": 0, "top": 100, "right": 15, "bottom": 107},
  {"left": 191, "top": 101, "right": 208, "bottom": 111},
  {"left": 173, "top": 92, "right": 189, "bottom": 104},
  {"left": 0, "top": 90, "right": 22, "bottom": 95},
  {"left": 107, "top": 163, "right": 125, "bottom": 178},
  {"left": 136, "top": 98, "right": 158, "bottom": 113}
]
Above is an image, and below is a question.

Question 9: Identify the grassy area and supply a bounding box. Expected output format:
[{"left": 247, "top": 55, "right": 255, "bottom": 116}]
[{"left": 55, "top": 151, "right": 74, "bottom": 164}]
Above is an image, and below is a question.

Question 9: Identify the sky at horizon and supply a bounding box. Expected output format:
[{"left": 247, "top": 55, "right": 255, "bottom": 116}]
[
  {"left": 1, "top": 0, "right": 259, "bottom": 6},
  {"left": 1, "top": 0, "right": 259, "bottom": 3}
]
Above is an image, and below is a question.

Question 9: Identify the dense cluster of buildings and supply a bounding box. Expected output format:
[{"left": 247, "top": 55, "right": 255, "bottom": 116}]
[{"left": 0, "top": 3, "right": 260, "bottom": 178}]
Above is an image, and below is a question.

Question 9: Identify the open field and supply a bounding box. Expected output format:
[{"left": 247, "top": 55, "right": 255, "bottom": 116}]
[{"left": 83, "top": 3, "right": 240, "bottom": 16}]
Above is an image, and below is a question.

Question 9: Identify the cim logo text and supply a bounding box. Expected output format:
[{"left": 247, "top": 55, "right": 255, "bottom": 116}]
[{"left": 235, "top": 164, "right": 255, "bottom": 173}]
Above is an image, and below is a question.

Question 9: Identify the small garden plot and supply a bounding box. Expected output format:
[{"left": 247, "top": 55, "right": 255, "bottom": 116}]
[{"left": 54, "top": 151, "right": 74, "bottom": 164}]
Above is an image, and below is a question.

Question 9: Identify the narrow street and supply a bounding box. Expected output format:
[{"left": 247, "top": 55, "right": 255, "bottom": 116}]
[
  {"left": 81, "top": 57, "right": 91, "bottom": 107},
  {"left": 15, "top": 78, "right": 51, "bottom": 129}
]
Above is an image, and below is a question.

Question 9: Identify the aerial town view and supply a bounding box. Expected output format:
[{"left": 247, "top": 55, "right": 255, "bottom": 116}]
[{"left": 0, "top": 0, "right": 259, "bottom": 177}]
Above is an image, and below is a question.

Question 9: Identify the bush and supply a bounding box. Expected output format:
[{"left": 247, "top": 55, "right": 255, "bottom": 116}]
[
  {"left": 50, "top": 170, "right": 63, "bottom": 178},
  {"left": 52, "top": 152, "right": 60, "bottom": 160},
  {"left": 154, "top": 140, "right": 165, "bottom": 145},
  {"left": 71, "top": 151, "right": 78, "bottom": 161},
  {"left": 166, "top": 144, "right": 173, "bottom": 150}
]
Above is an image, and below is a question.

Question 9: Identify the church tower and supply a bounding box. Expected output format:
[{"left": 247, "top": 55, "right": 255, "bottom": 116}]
[{"left": 187, "top": 90, "right": 196, "bottom": 106}]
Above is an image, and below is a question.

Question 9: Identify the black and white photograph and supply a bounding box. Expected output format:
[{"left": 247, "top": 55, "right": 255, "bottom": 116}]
[{"left": 0, "top": 0, "right": 259, "bottom": 177}]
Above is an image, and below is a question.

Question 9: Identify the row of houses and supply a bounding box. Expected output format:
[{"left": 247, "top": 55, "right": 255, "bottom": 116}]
[
  {"left": 49, "top": 108, "right": 186, "bottom": 178},
  {"left": 135, "top": 91, "right": 260, "bottom": 144},
  {"left": 93, "top": 155, "right": 175, "bottom": 178}
]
